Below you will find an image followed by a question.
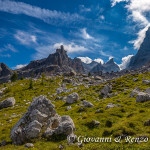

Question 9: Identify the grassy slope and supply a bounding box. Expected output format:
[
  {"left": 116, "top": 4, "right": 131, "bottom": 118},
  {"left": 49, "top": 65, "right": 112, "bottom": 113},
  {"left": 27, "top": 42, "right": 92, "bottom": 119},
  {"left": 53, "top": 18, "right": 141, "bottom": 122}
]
[{"left": 0, "top": 73, "right": 150, "bottom": 150}]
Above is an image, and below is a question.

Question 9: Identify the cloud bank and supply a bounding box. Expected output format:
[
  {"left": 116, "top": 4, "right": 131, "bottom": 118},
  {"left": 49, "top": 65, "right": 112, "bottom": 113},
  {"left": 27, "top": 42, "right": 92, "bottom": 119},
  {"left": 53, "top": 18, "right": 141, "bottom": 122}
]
[{"left": 0, "top": 0, "right": 83, "bottom": 25}]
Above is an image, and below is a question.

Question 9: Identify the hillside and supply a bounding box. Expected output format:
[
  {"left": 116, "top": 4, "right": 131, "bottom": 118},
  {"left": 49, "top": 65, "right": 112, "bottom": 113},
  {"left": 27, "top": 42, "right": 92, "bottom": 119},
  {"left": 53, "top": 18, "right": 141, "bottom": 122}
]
[{"left": 0, "top": 72, "right": 150, "bottom": 150}]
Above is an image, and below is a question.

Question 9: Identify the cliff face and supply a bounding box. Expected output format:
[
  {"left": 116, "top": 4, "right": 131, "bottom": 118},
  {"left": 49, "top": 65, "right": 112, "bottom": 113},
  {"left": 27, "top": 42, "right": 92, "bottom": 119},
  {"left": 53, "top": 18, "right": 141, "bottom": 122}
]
[
  {"left": 128, "top": 27, "right": 150, "bottom": 69},
  {"left": 21, "top": 45, "right": 84, "bottom": 76},
  {"left": 0, "top": 63, "right": 12, "bottom": 77}
]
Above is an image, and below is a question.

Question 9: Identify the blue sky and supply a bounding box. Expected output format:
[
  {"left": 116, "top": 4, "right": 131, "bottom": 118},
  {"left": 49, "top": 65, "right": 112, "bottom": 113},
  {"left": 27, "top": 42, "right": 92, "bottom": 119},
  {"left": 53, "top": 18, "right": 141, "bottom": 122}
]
[{"left": 0, "top": 0, "right": 150, "bottom": 69}]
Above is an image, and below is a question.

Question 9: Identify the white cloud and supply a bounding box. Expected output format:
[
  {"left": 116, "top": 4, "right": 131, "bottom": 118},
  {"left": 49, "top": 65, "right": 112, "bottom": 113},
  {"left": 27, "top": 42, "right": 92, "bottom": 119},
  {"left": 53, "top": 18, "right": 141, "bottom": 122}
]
[
  {"left": 94, "top": 58, "right": 104, "bottom": 64},
  {"left": 111, "top": 0, "right": 128, "bottom": 7},
  {"left": 80, "top": 28, "right": 94, "bottom": 40},
  {"left": 129, "top": 24, "right": 150, "bottom": 49},
  {"left": 78, "top": 57, "right": 92, "bottom": 64},
  {"left": 0, "top": 54, "right": 11, "bottom": 58},
  {"left": 14, "top": 31, "right": 37, "bottom": 45},
  {"left": 34, "top": 42, "right": 89, "bottom": 59},
  {"left": 0, "top": 0, "right": 82, "bottom": 25},
  {"left": 13, "top": 64, "right": 27, "bottom": 70},
  {"left": 112, "top": 0, "right": 150, "bottom": 49},
  {"left": 119, "top": 55, "right": 133, "bottom": 70},
  {"left": 0, "top": 44, "right": 17, "bottom": 52},
  {"left": 100, "top": 15, "right": 105, "bottom": 20},
  {"left": 79, "top": 5, "right": 91, "bottom": 12},
  {"left": 99, "top": 50, "right": 113, "bottom": 58}
]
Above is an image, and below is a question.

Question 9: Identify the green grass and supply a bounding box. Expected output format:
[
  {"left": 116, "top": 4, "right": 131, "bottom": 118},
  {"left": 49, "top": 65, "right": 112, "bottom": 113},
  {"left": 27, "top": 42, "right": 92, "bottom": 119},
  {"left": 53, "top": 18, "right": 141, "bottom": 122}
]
[{"left": 0, "top": 73, "right": 150, "bottom": 149}]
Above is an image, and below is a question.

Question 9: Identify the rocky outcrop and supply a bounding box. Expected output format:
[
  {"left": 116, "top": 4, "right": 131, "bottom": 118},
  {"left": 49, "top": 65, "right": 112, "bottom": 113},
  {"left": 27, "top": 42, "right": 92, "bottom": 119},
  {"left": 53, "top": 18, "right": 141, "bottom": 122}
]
[
  {"left": 128, "top": 27, "right": 150, "bottom": 69},
  {"left": 0, "top": 63, "right": 12, "bottom": 77},
  {"left": 11, "top": 95, "right": 75, "bottom": 145},
  {"left": 136, "top": 92, "right": 150, "bottom": 102},
  {"left": 100, "top": 85, "right": 112, "bottom": 96},
  {"left": 19, "top": 45, "right": 84, "bottom": 77},
  {"left": 0, "top": 97, "right": 15, "bottom": 109},
  {"left": 91, "top": 58, "right": 120, "bottom": 73},
  {"left": 82, "top": 100, "right": 94, "bottom": 108},
  {"left": 66, "top": 93, "right": 79, "bottom": 104}
]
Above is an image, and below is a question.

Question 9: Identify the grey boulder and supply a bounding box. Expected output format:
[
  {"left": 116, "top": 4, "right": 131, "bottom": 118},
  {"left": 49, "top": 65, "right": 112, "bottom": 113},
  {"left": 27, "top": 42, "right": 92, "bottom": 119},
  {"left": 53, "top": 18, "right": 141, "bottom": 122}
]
[
  {"left": 82, "top": 100, "right": 94, "bottom": 108},
  {"left": 100, "top": 85, "right": 112, "bottom": 96},
  {"left": 136, "top": 92, "right": 150, "bottom": 102},
  {"left": 11, "top": 95, "right": 75, "bottom": 145},
  {"left": 66, "top": 92, "right": 79, "bottom": 104},
  {"left": 0, "top": 97, "right": 15, "bottom": 109}
]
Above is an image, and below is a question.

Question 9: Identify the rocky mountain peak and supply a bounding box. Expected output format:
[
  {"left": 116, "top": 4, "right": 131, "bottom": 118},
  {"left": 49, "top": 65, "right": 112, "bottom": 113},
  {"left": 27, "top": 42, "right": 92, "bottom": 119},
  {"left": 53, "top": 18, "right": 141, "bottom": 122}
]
[
  {"left": 105, "top": 58, "right": 114, "bottom": 65},
  {"left": 56, "top": 45, "right": 67, "bottom": 55},
  {"left": 128, "top": 27, "right": 150, "bottom": 69},
  {"left": 0, "top": 63, "right": 12, "bottom": 77}
]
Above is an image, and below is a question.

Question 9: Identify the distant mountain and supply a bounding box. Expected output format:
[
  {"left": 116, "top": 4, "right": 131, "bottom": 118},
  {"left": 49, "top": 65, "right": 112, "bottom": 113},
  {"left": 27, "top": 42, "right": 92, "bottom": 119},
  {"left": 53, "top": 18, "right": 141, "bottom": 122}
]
[
  {"left": 128, "top": 27, "right": 150, "bottom": 69},
  {"left": 91, "top": 58, "right": 120, "bottom": 73},
  {"left": 20, "top": 45, "right": 84, "bottom": 76},
  {"left": 82, "top": 61, "right": 99, "bottom": 73}
]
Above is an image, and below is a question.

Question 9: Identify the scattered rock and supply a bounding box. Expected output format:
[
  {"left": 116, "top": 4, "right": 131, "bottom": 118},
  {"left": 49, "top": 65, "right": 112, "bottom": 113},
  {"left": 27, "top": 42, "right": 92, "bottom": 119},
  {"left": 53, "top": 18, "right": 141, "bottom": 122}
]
[
  {"left": 145, "top": 88, "right": 150, "bottom": 94},
  {"left": 66, "top": 93, "right": 79, "bottom": 104},
  {"left": 94, "top": 76, "right": 102, "bottom": 80},
  {"left": 144, "top": 119, "right": 150, "bottom": 126},
  {"left": 91, "top": 120, "right": 100, "bottom": 127},
  {"left": 0, "top": 97, "right": 15, "bottom": 110},
  {"left": 133, "top": 78, "right": 138, "bottom": 82},
  {"left": 143, "top": 80, "right": 150, "bottom": 84},
  {"left": 1, "top": 140, "right": 7, "bottom": 146},
  {"left": 59, "top": 144, "right": 64, "bottom": 150},
  {"left": 11, "top": 95, "right": 75, "bottom": 145},
  {"left": 100, "top": 85, "right": 112, "bottom": 96},
  {"left": 106, "top": 103, "right": 117, "bottom": 109},
  {"left": 82, "top": 100, "right": 94, "bottom": 108},
  {"left": 24, "top": 143, "right": 34, "bottom": 148},
  {"left": 66, "top": 106, "right": 72, "bottom": 111},
  {"left": 78, "top": 107, "right": 84, "bottom": 112},
  {"left": 136, "top": 92, "right": 150, "bottom": 102},
  {"left": 95, "top": 109, "right": 103, "bottom": 113},
  {"left": 83, "top": 77, "right": 90, "bottom": 82}
]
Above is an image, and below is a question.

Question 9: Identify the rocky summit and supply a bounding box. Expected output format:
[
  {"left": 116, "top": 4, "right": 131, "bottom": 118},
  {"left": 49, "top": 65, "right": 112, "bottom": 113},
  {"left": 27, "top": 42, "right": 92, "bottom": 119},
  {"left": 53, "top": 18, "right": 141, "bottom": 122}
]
[
  {"left": 19, "top": 45, "right": 84, "bottom": 77},
  {"left": 128, "top": 27, "right": 150, "bottom": 70}
]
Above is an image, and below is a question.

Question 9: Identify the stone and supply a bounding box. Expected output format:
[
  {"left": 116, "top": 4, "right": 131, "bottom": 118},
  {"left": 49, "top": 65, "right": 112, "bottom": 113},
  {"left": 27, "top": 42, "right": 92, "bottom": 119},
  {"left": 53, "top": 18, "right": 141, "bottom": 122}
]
[
  {"left": 66, "top": 93, "right": 79, "bottom": 104},
  {"left": 133, "top": 78, "right": 138, "bottom": 82},
  {"left": 24, "top": 143, "right": 34, "bottom": 148},
  {"left": 83, "top": 77, "right": 90, "bottom": 82},
  {"left": 106, "top": 103, "right": 116, "bottom": 109},
  {"left": 130, "top": 91, "right": 136, "bottom": 98},
  {"left": 45, "top": 115, "right": 75, "bottom": 137},
  {"left": 82, "top": 100, "right": 94, "bottom": 108},
  {"left": 0, "top": 97, "right": 15, "bottom": 109},
  {"left": 94, "top": 76, "right": 102, "bottom": 80},
  {"left": 66, "top": 106, "right": 72, "bottom": 111},
  {"left": 144, "top": 119, "right": 150, "bottom": 126},
  {"left": 59, "top": 144, "right": 64, "bottom": 149},
  {"left": 95, "top": 109, "right": 103, "bottom": 113},
  {"left": 100, "top": 85, "right": 112, "bottom": 96},
  {"left": 136, "top": 92, "right": 150, "bottom": 102},
  {"left": 145, "top": 88, "right": 150, "bottom": 94},
  {"left": 91, "top": 120, "right": 100, "bottom": 127},
  {"left": 143, "top": 80, "right": 150, "bottom": 84},
  {"left": 70, "top": 71, "right": 76, "bottom": 76},
  {"left": 1, "top": 140, "right": 7, "bottom": 146},
  {"left": 11, "top": 95, "right": 75, "bottom": 145}
]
